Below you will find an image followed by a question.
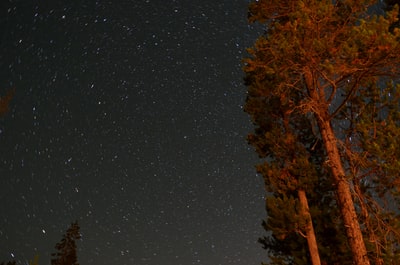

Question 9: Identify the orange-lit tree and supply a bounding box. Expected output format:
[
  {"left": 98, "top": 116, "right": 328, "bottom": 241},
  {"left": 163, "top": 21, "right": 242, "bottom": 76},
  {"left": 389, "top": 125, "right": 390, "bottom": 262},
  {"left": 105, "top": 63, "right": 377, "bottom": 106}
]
[
  {"left": 245, "top": 81, "right": 348, "bottom": 264},
  {"left": 244, "top": 0, "right": 400, "bottom": 264}
]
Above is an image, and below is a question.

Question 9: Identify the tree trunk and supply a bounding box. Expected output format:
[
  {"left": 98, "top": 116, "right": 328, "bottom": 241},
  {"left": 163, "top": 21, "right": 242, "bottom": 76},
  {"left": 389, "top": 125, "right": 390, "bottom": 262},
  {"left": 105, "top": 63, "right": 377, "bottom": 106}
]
[
  {"left": 317, "top": 116, "right": 370, "bottom": 265},
  {"left": 304, "top": 72, "right": 370, "bottom": 265},
  {"left": 298, "top": 189, "right": 321, "bottom": 265}
]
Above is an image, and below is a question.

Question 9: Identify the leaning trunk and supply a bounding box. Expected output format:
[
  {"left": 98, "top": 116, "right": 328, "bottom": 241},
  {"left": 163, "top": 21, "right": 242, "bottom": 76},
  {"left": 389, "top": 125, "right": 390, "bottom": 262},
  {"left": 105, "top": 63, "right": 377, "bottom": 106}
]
[
  {"left": 298, "top": 189, "right": 321, "bottom": 265},
  {"left": 305, "top": 72, "right": 370, "bottom": 265},
  {"left": 318, "top": 118, "right": 370, "bottom": 265}
]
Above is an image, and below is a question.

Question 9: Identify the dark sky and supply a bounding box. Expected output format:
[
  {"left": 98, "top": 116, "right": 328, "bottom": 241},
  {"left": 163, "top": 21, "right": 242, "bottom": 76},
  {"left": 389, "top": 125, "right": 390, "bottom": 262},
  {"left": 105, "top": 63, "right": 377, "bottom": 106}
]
[{"left": 0, "top": 1, "right": 267, "bottom": 265}]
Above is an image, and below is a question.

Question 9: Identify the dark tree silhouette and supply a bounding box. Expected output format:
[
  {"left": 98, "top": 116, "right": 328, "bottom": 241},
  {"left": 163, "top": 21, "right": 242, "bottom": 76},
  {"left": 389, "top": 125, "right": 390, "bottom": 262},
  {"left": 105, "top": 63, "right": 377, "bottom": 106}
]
[
  {"left": 51, "top": 221, "right": 81, "bottom": 265},
  {"left": 0, "top": 261, "right": 16, "bottom": 265},
  {"left": 0, "top": 88, "right": 15, "bottom": 117}
]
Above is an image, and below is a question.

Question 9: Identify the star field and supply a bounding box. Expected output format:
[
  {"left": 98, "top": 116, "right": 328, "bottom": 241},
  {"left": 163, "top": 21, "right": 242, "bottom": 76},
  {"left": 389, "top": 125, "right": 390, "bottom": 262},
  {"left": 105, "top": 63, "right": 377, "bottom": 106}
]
[{"left": 0, "top": 1, "right": 267, "bottom": 264}]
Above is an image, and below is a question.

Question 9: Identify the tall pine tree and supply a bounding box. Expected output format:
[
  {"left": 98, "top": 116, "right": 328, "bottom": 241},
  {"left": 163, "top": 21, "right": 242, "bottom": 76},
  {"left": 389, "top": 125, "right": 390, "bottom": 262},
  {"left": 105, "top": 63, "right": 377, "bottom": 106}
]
[{"left": 244, "top": 0, "right": 400, "bottom": 264}]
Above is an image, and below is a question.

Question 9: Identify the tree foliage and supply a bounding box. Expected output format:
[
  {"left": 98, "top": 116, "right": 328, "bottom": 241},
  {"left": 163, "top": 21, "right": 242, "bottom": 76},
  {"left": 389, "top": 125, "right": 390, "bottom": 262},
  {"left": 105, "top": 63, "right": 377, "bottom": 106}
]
[
  {"left": 51, "top": 221, "right": 81, "bottom": 265},
  {"left": 244, "top": 0, "right": 400, "bottom": 264}
]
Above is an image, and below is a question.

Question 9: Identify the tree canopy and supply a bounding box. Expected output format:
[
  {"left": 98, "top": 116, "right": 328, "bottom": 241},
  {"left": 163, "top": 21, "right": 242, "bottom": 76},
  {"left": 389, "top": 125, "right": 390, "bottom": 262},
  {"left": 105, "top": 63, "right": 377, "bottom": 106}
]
[{"left": 244, "top": 0, "right": 400, "bottom": 264}]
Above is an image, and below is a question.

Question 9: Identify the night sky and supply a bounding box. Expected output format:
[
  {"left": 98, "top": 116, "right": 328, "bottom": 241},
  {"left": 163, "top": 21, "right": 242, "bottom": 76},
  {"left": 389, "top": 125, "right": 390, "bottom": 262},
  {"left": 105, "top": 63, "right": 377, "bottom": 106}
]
[{"left": 0, "top": 1, "right": 267, "bottom": 265}]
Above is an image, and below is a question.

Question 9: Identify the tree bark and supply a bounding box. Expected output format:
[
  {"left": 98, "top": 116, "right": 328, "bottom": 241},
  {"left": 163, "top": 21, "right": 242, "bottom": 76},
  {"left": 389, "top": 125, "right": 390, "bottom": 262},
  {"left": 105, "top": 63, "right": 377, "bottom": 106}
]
[
  {"left": 298, "top": 189, "right": 321, "bottom": 265},
  {"left": 304, "top": 72, "right": 370, "bottom": 265},
  {"left": 318, "top": 118, "right": 370, "bottom": 265}
]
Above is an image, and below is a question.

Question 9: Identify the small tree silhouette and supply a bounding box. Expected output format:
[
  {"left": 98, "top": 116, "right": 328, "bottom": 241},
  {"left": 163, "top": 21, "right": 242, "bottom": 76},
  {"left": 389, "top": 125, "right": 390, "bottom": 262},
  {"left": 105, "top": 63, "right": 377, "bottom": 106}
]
[
  {"left": 0, "top": 261, "right": 16, "bottom": 265},
  {"left": 51, "top": 221, "right": 81, "bottom": 265},
  {"left": 0, "top": 88, "right": 15, "bottom": 117}
]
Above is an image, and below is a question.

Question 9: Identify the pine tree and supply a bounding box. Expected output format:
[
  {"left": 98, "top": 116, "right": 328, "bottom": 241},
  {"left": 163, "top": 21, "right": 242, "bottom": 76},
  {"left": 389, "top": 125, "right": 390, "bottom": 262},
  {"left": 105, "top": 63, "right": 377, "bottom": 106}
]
[
  {"left": 344, "top": 82, "right": 400, "bottom": 263},
  {"left": 51, "top": 221, "right": 81, "bottom": 265},
  {"left": 244, "top": 0, "right": 400, "bottom": 264},
  {"left": 246, "top": 67, "right": 350, "bottom": 264}
]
